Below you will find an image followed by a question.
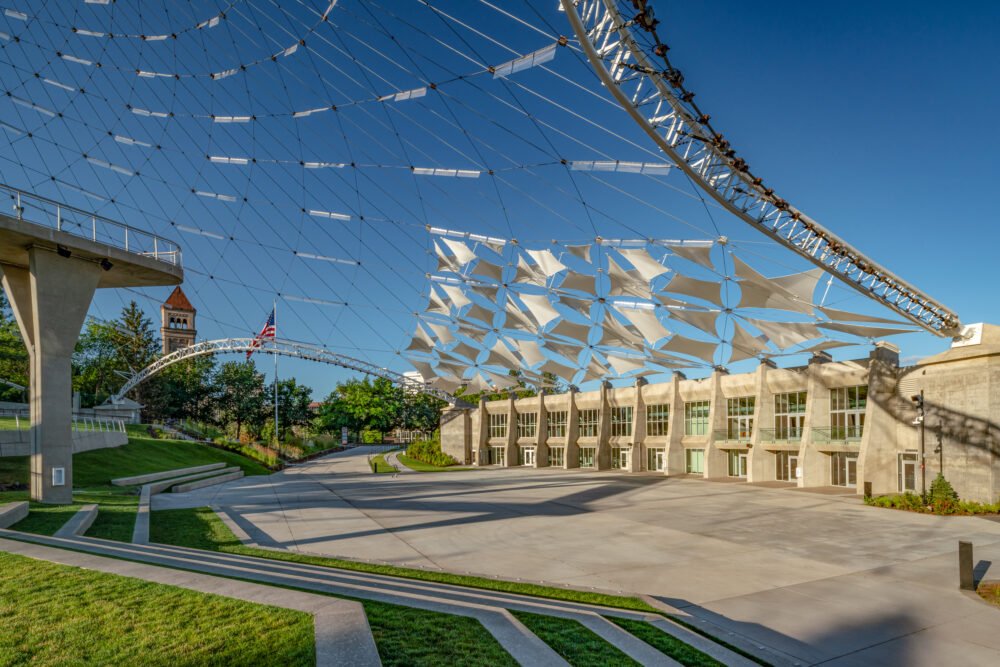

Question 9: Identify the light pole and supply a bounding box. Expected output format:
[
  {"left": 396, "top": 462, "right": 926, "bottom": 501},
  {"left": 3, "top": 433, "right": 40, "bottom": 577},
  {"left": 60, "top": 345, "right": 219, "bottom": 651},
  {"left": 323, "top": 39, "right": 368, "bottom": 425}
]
[
  {"left": 934, "top": 424, "right": 943, "bottom": 475},
  {"left": 911, "top": 391, "right": 926, "bottom": 501}
]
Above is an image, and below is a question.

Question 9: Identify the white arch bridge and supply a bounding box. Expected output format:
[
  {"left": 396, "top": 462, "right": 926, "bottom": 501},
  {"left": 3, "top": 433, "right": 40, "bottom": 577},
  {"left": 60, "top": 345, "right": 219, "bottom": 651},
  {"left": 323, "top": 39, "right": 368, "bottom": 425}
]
[{"left": 110, "top": 338, "right": 461, "bottom": 405}]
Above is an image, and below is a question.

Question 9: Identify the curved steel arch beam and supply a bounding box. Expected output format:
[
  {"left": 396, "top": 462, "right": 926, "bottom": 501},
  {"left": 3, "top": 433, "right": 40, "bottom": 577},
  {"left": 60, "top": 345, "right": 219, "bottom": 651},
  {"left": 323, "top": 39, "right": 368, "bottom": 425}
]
[
  {"left": 110, "top": 338, "right": 459, "bottom": 404},
  {"left": 561, "top": 0, "right": 961, "bottom": 336}
]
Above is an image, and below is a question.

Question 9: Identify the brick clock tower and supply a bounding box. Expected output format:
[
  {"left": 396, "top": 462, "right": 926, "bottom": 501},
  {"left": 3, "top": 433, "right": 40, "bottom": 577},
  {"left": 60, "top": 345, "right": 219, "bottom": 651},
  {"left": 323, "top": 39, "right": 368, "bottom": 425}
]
[{"left": 160, "top": 286, "right": 197, "bottom": 354}]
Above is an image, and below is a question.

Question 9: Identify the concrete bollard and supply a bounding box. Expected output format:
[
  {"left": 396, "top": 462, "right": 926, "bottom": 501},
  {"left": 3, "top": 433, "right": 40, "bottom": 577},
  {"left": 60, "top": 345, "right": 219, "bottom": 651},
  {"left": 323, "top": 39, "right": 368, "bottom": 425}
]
[{"left": 959, "top": 541, "right": 975, "bottom": 591}]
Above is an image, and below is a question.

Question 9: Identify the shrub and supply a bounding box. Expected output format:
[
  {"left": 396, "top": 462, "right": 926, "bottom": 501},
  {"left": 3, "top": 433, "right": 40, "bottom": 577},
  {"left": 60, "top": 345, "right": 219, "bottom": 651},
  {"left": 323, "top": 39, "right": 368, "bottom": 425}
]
[
  {"left": 406, "top": 435, "right": 456, "bottom": 467},
  {"left": 360, "top": 428, "right": 382, "bottom": 444},
  {"left": 929, "top": 473, "right": 957, "bottom": 504}
]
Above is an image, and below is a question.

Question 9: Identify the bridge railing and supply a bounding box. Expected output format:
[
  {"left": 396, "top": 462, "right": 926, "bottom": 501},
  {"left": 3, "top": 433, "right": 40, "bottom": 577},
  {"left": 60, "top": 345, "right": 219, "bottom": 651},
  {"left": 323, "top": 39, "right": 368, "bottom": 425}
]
[
  {"left": 2, "top": 183, "right": 182, "bottom": 267},
  {"left": 0, "top": 407, "right": 125, "bottom": 433}
]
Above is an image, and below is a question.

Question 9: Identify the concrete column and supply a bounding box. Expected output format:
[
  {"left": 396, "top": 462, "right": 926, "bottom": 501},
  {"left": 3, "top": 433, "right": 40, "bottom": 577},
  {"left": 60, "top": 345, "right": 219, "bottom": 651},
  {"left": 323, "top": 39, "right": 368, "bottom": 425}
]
[
  {"left": 703, "top": 369, "right": 729, "bottom": 478},
  {"left": 747, "top": 360, "right": 775, "bottom": 483},
  {"left": 475, "top": 398, "right": 488, "bottom": 465},
  {"left": 858, "top": 342, "right": 900, "bottom": 494},
  {"left": 2, "top": 249, "right": 102, "bottom": 504},
  {"left": 565, "top": 387, "right": 579, "bottom": 469},
  {"left": 798, "top": 352, "right": 832, "bottom": 487},
  {"left": 596, "top": 381, "right": 611, "bottom": 469},
  {"left": 535, "top": 391, "right": 548, "bottom": 468},
  {"left": 630, "top": 377, "right": 646, "bottom": 472},
  {"left": 665, "top": 372, "right": 686, "bottom": 475},
  {"left": 439, "top": 406, "right": 471, "bottom": 464},
  {"left": 504, "top": 395, "right": 516, "bottom": 467}
]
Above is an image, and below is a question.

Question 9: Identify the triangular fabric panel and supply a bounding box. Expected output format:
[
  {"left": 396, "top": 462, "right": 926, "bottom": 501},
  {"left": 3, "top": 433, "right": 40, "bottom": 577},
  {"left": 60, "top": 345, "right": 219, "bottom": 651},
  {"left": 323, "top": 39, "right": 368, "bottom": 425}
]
[
  {"left": 430, "top": 375, "right": 462, "bottom": 393},
  {"left": 661, "top": 334, "right": 718, "bottom": 363},
  {"left": 470, "top": 259, "right": 504, "bottom": 282},
  {"left": 426, "top": 288, "right": 451, "bottom": 314},
  {"left": 791, "top": 339, "right": 857, "bottom": 355},
  {"left": 407, "top": 359, "right": 438, "bottom": 382},
  {"left": 486, "top": 341, "right": 522, "bottom": 369},
  {"left": 558, "top": 270, "right": 596, "bottom": 294},
  {"left": 549, "top": 319, "right": 592, "bottom": 343},
  {"left": 423, "top": 321, "right": 456, "bottom": 345},
  {"left": 582, "top": 355, "right": 609, "bottom": 383},
  {"left": 669, "top": 243, "right": 715, "bottom": 270},
  {"left": 647, "top": 349, "right": 701, "bottom": 368},
  {"left": 728, "top": 322, "right": 770, "bottom": 363},
  {"left": 440, "top": 238, "right": 478, "bottom": 264},
  {"left": 565, "top": 244, "right": 591, "bottom": 262},
  {"left": 512, "top": 338, "right": 547, "bottom": 367},
  {"left": 525, "top": 248, "right": 568, "bottom": 276},
  {"left": 513, "top": 257, "right": 546, "bottom": 285},
  {"left": 545, "top": 340, "right": 584, "bottom": 364},
  {"left": 818, "top": 322, "right": 918, "bottom": 339},
  {"left": 462, "top": 303, "right": 496, "bottom": 328},
  {"left": 539, "top": 359, "right": 579, "bottom": 381},
  {"left": 514, "top": 293, "right": 560, "bottom": 327},
  {"left": 468, "top": 283, "right": 499, "bottom": 303},
  {"left": 617, "top": 247, "right": 669, "bottom": 281},
  {"left": 501, "top": 308, "right": 536, "bottom": 333},
  {"left": 661, "top": 274, "right": 723, "bottom": 307},
  {"left": 606, "top": 353, "right": 647, "bottom": 375},
  {"left": 484, "top": 369, "right": 520, "bottom": 389},
  {"left": 559, "top": 295, "right": 596, "bottom": 319},
  {"left": 818, "top": 306, "right": 910, "bottom": 325},
  {"left": 613, "top": 306, "right": 672, "bottom": 345},
  {"left": 463, "top": 373, "right": 491, "bottom": 394},
  {"left": 736, "top": 279, "right": 814, "bottom": 314},
  {"left": 405, "top": 337, "right": 432, "bottom": 353},
  {"left": 771, "top": 268, "right": 824, "bottom": 301},
  {"left": 435, "top": 254, "right": 462, "bottom": 274},
  {"left": 742, "top": 317, "right": 822, "bottom": 350},
  {"left": 598, "top": 311, "right": 644, "bottom": 349},
  {"left": 450, "top": 341, "right": 481, "bottom": 362},
  {"left": 439, "top": 284, "right": 471, "bottom": 309},
  {"left": 667, "top": 308, "right": 719, "bottom": 337},
  {"left": 606, "top": 257, "right": 650, "bottom": 298}
]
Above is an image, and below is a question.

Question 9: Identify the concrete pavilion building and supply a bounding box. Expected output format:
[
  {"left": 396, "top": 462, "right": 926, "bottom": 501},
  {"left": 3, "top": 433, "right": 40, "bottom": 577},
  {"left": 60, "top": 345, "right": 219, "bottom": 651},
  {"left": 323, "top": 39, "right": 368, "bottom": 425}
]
[
  {"left": 160, "top": 286, "right": 197, "bottom": 354},
  {"left": 440, "top": 323, "right": 1000, "bottom": 504}
]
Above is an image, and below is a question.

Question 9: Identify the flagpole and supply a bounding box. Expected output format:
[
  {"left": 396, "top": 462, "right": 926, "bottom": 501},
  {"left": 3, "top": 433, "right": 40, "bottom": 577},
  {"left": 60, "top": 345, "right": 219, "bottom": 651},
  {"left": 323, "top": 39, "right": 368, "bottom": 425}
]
[{"left": 273, "top": 297, "right": 279, "bottom": 446}]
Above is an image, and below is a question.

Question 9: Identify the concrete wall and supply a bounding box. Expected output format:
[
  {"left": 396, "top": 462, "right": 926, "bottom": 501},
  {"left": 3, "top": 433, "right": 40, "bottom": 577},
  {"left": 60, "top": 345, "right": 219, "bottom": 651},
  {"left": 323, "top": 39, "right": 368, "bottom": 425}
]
[{"left": 0, "top": 428, "right": 126, "bottom": 457}]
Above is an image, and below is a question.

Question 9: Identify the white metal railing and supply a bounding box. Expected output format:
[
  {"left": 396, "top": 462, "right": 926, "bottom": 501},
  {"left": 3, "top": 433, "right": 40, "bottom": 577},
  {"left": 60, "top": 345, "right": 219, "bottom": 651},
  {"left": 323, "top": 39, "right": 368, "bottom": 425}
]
[
  {"left": 2, "top": 183, "right": 182, "bottom": 268},
  {"left": 0, "top": 407, "right": 125, "bottom": 434}
]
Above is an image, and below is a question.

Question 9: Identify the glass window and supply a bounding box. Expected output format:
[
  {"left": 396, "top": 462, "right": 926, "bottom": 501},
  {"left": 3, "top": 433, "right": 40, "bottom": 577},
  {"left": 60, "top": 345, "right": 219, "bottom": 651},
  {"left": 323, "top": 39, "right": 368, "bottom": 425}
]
[
  {"left": 548, "top": 446, "right": 565, "bottom": 467},
  {"left": 610, "top": 406, "right": 633, "bottom": 437},
  {"left": 489, "top": 446, "right": 505, "bottom": 465},
  {"left": 611, "top": 447, "right": 629, "bottom": 469},
  {"left": 488, "top": 413, "right": 508, "bottom": 439},
  {"left": 684, "top": 401, "right": 711, "bottom": 436},
  {"left": 726, "top": 397, "right": 755, "bottom": 440},
  {"left": 646, "top": 404, "right": 669, "bottom": 436},
  {"left": 774, "top": 392, "right": 807, "bottom": 441},
  {"left": 547, "top": 411, "right": 567, "bottom": 438},
  {"left": 685, "top": 448, "right": 704, "bottom": 474},
  {"left": 830, "top": 386, "right": 867, "bottom": 440},
  {"left": 578, "top": 409, "right": 599, "bottom": 437},
  {"left": 516, "top": 412, "right": 537, "bottom": 439},
  {"left": 579, "top": 447, "right": 596, "bottom": 467}
]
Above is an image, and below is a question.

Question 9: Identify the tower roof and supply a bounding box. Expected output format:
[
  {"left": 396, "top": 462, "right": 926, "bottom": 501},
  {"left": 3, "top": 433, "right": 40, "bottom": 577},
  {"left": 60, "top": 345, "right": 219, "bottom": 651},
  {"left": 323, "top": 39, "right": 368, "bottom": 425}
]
[{"left": 163, "top": 286, "right": 194, "bottom": 311}]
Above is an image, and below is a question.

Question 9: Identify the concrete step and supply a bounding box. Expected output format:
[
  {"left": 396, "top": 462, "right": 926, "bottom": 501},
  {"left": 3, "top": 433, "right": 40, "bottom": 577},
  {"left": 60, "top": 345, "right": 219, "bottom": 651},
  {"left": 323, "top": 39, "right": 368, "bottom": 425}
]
[
  {"left": 148, "top": 467, "right": 240, "bottom": 495},
  {"left": 171, "top": 470, "right": 244, "bottom": 493},
  {"left": 112, "top": 462, "right": 225, "bottom": 486},
  {"left": 0, "top": 501, "right": 28, "bottom": 529},
  {"left": 54, "top": 504, "right": 98, "bottom": 538}
]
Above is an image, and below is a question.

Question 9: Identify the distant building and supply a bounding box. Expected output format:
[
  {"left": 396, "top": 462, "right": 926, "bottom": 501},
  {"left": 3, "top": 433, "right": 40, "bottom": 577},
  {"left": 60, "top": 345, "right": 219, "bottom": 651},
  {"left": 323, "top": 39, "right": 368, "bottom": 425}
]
[{"left": 160, "top": 286, "right": 197, "bottom": 354}]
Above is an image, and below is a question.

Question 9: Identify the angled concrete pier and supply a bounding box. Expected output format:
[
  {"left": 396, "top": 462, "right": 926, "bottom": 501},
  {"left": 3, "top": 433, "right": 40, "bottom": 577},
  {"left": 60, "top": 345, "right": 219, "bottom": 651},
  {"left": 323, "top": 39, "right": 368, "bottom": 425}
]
[{"left": 0, "top": 188, "right": 182, "bottom": 503}]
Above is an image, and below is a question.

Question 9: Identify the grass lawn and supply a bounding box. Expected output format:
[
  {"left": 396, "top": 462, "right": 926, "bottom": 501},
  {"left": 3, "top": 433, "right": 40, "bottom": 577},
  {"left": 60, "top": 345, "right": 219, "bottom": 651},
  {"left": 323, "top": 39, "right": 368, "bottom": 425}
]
[
  {"left": 605, "top": 616, "right": 724, "bottom": 667},
  {"left": 510, "top": 610, "right": 639, "bottom": 666},
  {"left": 149, "top": 507, "right": 516, "bottom": 666},
  {"left": 0, "top": 551, "right": 314, "bottom": 666},
  {"left": 1, "top": 490, "right": 139, "bottom": 541},
  {"left": 370, "top": 453, "right": 396, "bottom": 474},
  {"left": 0, "top": 436, "right": 271, "bottom": 489},
  {"left": 397, "top": 454, "right": 473, "bottom": 472}
]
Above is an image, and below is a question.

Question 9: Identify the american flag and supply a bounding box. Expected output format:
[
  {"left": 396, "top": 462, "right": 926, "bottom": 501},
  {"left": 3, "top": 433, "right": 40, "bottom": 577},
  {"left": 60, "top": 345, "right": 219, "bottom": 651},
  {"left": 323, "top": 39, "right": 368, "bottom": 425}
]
[{"left": 246, "top": 308, "right": 275, "bottom": 359}]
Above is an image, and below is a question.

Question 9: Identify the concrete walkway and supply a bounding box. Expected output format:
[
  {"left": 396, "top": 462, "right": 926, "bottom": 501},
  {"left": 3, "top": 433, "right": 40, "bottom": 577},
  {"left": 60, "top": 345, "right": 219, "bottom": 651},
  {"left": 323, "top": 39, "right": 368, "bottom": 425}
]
[
  {"left": 149, "top": 446, "right": 1000, "bottom": 665},
  {"left": 0, "top": 526, "right": 759, "bottom": 667},
  {"left": 383, "top": 450, "right": 412, "bottom": 474},
  {"left": 0, "top": 537, "right": 380, "bottom": 667}
]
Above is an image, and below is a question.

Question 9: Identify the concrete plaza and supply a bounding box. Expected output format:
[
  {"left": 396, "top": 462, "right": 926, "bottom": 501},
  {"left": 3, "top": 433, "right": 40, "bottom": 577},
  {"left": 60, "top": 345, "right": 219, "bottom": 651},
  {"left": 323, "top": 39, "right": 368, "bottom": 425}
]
[{"left": 153, "top": 447, "right": 1000, "bottom": 665}]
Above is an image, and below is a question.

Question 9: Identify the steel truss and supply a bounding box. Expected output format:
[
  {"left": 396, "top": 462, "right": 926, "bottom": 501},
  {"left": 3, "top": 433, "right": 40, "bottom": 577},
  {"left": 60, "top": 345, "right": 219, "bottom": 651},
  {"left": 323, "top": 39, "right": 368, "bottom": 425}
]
[
  {"left": 110, "top": 338, "right": 458, "bottom": 404},
  {"left": 561, "top": 0, "right": 961, "bottom": 336}
]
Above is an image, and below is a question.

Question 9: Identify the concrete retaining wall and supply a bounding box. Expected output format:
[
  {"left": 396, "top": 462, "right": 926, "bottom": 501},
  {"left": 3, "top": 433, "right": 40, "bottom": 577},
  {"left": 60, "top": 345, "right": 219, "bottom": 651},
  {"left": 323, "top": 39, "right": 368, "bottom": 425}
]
[
  {"left": 0, "top": 501, "right": 28, "bottom": 528},
  {"left": 0, "top": 429, "right": 126, "bottom": 457}
]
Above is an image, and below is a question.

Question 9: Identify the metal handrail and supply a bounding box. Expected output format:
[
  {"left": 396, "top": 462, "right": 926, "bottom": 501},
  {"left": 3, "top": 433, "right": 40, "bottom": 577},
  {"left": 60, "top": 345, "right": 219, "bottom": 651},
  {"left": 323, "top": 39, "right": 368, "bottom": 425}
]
[
  {"left": 812, "top": 426, "right": 864, "bottom": 443},
  {"left": 712, "top": 428, "right": 752, "bottom": 442},
  {"left": 2, "top": 183, "right": 182, "bottom": 267},
  {"left": 757, "top": 427, "right": 804, "bottom": 442}
]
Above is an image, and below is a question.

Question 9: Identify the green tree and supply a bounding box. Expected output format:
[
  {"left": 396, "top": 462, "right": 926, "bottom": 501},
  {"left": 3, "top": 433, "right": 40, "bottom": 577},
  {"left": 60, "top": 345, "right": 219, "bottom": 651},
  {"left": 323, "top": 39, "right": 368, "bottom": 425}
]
[
  {"left": 270, "top": 377, "right": 313, "bottom": 439},
  {"left": 0, "top": 290, "right": 28, "bottom": 401},
  {"left": 401, "top": 391, "right": 446, "bottom": 431},
  {"left": 152, "top": 356, "right": 218, "bottom": 423},
  {"left": 214, "top": 360, "right": 267, "bottom": 440},
  {"left": 311, "top": 394, "right": 359, "bottom": 434}
]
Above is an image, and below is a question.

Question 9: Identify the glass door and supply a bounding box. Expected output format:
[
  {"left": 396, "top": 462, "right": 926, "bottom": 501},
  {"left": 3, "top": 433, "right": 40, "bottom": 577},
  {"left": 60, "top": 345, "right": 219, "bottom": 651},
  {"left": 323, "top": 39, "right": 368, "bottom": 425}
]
[
  {"left": 897, "top": 452, "right": 917, "bottom": 492},
  {"left": 832, "top": 453, "right": 858, "bottom": 487},
  {"left": 739, "top": 453, "right": 748, "bottom": 477},
  {"left": 686, "top": 448, "right": 704, "bottom": 474},
  {"left": 647, "top": 448, "right": 665, "bottom": 472}
]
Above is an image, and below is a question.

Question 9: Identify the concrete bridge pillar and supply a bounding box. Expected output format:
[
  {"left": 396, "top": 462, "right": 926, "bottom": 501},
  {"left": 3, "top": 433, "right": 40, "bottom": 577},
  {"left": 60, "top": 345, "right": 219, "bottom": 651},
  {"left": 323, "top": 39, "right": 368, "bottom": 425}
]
[{"left": 1, "top": 250, "right": 102, "bottom": 504}]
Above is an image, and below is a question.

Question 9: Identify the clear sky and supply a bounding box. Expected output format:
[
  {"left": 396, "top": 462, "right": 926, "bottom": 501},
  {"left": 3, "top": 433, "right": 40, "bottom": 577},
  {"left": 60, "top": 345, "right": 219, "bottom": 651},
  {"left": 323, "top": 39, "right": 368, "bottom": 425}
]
[{"left": 1, "top": 1, "right": 997, "bottom": 400}]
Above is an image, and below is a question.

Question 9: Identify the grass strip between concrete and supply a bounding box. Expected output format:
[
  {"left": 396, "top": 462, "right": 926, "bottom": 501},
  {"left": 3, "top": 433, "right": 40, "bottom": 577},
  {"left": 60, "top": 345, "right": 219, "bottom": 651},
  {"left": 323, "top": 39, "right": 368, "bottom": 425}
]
[
  {"left": 0, "top": 550, "right": 315, "bottom": 666},
  {"left": 152, "top": 506, "right": 769, "bottom": 666},
  {"left": 605, "top": 616, "right": 725, "bottom": 667},
  {"left": 370, "top": 453, "right": 396, "bottom": 474},
  {"left": 510, "top": 609, "right": 640, "bottom": 666},
  {"left": 397, "top": 453, "right": 473, "bottom": 472}
]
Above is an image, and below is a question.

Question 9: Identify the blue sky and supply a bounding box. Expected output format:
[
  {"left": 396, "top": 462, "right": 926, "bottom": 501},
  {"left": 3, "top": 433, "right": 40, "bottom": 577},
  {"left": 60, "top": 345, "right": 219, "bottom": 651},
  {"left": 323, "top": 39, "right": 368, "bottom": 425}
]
[{"left": 1, "top": 1, "right": 997, "bottom": 400}]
